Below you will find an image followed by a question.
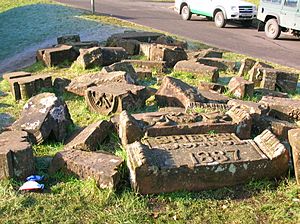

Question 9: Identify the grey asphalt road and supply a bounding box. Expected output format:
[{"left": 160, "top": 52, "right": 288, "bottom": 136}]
[{"left": 56, "top": 0, "right": 300, "bottom": 69}]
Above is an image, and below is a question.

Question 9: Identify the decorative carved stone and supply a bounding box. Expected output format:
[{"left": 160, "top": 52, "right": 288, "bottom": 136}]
[
  {"left": 149, "top": 44, "right": 188, "bottom": 67},
  {"left": 248, "top": 61, "right": 273, "bottom": 86},
  {"left": 198, "top": 81, "right": 226, "bottom": 93},
  {"left": 57, "top": 34, "right": 80, "bottom": 44},
  {"left": 197, "top": 57, "right": 237, "bottom": 71},
  {"left": 122, "top": 59, "right": 166, "bottom": 73},
  {"left": 173, "top": 60, "right": 219, "bottom": 82},
  {"left": 9, "top": 74, "right": 52, "bottom": 100},
  {"left": 11, "top": 93, "right": 73, "bottom": 144},
  {"left": 42, "top": 45, "right": 79, "bottom": 67},
  {"left": 49, "top": 149, "right": 123, "bottom": 189},
  {"left": 238, "top": 58, "right": 256, "bottom": 77},
  {"left": 65, "top": 120, "right": 112, "bottom": 151},
  {"left": 3, "top": 71, "right": 31, "bottom": 81},
  {"left": 126, "top": 131, "right": 288, "bottom": 194},
  {"left": 259, "top": 96, "right": 300, "bottom": 121},
  {"left": 288, "top": 129, "right": 300, "bottom": 185},
  {"left": 66, "top": 71, "right": 136, "bottom": 96},
  {"left": 85, "top": 83, "right": 149, "bottom": 115},
  {"left": 0, "top": 131, "right": 34, "bottom": 180},
  {"left": 228, "top": 77, "right": 254, "bottom": 99}
]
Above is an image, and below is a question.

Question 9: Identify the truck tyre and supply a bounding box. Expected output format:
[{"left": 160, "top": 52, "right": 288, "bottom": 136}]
[
  {"left": 181, "top": 5, "right": 192, "bottom": 21},
  {"left": 214, "top": 11, "right": 226, "bottom": 28},
  {"left": 265, "top": 18, "right": 281, "bottom": 39}
]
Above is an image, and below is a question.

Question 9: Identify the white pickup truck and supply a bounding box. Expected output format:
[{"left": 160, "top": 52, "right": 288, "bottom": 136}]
[{"left": 175, "top": 0, "right": 257, "bottom": 28}]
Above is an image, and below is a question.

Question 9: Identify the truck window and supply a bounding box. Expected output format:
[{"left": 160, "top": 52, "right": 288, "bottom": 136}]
[
  {"left": 284, "top": 0, "right": 298, "bottom": 7},
  {"left": 262, "top": 0, "right": 282, "bottom": 4}
]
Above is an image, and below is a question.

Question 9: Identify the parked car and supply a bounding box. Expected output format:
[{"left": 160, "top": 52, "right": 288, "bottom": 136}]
[
  {"left": 174, "top": 0, "right": 257, "bottom": 28},
  {"left": 257, "top": 0, "right": 300, "bottom": 39}
]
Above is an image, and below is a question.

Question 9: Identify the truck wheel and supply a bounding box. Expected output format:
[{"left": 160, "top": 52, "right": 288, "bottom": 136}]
[
  {"left": 181, "top": 5, "right": 191, "bottom": 21},
  {"left": 214, "top": 11, "right": 226, "bottom": 28},
  {"left": 265, "top": 18, "right": 281, "bottom": 39}
]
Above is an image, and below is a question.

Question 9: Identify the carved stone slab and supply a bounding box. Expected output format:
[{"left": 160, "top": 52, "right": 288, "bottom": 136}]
[
  {"left": 3, "top": 71, "right": 31, "bottom": 81},
  {"left": 66, "top": 71, "right": 135, "bottom": 96},
  {"left": 259, "top": 96, "right": 300, "bottom": 121},
  {"left": 85, "top": 83, "right": 148, "bottom": 115},
  {"left": 0, "top": 131, "right": 34, "bottom": 180},
  {"left": 49, "top": 149, "right": 123, "bottom": 189},
  {"left": 122, "top": 60, "right": 166, "bottom": 73},
  {"left": 288, "top": 129, "right": 300, "bottom": 185},
  {"left": 126, "top": 131, "right": 288, "bottom": 194},
  {"left": 9, "top": 74, "right": 52, "bottom": 100}
]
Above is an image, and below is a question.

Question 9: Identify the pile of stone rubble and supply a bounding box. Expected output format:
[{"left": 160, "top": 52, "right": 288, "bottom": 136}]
[{"left": 1, "top": 32, "right": 299, "bottom": 194}]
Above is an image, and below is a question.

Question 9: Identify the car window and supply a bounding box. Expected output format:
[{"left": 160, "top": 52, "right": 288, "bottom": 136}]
[
  {"left": 284, "top": 0, "right": 298, "bottom": 7},
  {"left": 262, "top": 0, "right": 282, "bottom": 4}
]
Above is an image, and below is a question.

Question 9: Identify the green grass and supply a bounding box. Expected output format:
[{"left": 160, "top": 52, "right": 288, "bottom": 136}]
[{"left": 1, "top": 0, "right": 300, "bottom": 223}]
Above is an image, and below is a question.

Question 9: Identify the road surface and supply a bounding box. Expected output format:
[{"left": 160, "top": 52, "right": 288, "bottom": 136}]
[{"left": 56, "top": 0, "right": 300, "bottom": 69}]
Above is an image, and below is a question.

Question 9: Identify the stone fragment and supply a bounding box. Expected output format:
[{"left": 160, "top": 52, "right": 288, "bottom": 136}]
[
  {"left": 3, "top": 71, "right": 31, "bottom": 81},
  {"left": 288, "top": 129, "right": 300, "bottom": 184},
  {"left": 187, "top": 48, "right": 223, "bottom": 60},
  {"left": 57, "top": 34, "right": 80, "bottom": 44},
  {"left": 42, "top": 45, "right": 79, "bottom": 67},
  {"left": 174, "top": 60, "right": 219, "bottom": 82},
  {"left": 155, "top": 76, "right": 208, "bottom": 108},
  {"left": 0, "top": 113, "right": 13, "bottom": 132},
  {"left": 101, "top": 61, "right": 137, "bottom": 78},
  {"left": 11, "top": 93, "right": 73, "bottom": 144},
  {"left": 108, "top": 38, "right": 140, "bottom": 55},
  {"left": 228, "top": 77, "right": 254, "bottom": 99},
  {"left": 248, "top": 61, "right": 273, "bottom": 86},
  {"left": 76, "top": 47, "right": 128, "bottom": 69},
  {"left": 254, "top": 88, "right": 288, "bottom": 98},
  {"left": 238, "top": 58, "right": 256, "bottom": 77},
  {"left": 65, "top": 120, "right": 112, "bottom": 151},
  {"left": 53, "top": 78, "right": 71, "bottom": 94},
  {"left": 118, "top": 111, "right": 144, "bottom": 145},
  {"left": 198, "top": 81, "right": 226, "bottom": 93},
  {"left": 134, "top": 68, "right": 152, "bottom": 80},
  {"left": 226, "top": 106, "right": 252, "bottom": 139},
  {"left": 275, "top": 69, "right": 299, "bottom": 93},
  {"left": 256, "top": 116, "right": 298, "bottom": 140},
  {"left": 106, "top": 32, "right": 163, "bottom": 45},
  {"left": 122, "top": 59, "right": 166, "bottom": 73},
  {"left": 66, "top": 41, "right": 100, "bottom": 53},
  {"left": 49, "top": 149, "right": 123, "bottom": 189},
  {"left": 9, "top": 74, "right": 52, "bottom": 100},
  {"left": 66, "top": 71, "right": 135, "bottom": 96},
  {"left": 139, "top": 43, "right": 152, "bottom": 59},
  {"left": 126, "top": 131, "right": 288, "bottom": 194},
  {"left": 198, "top": 89, "right": 229, "bottom": 104},
  {"left": 154, "top": 35, "right": 187, "bottom": 49},
  {"left": 150, "top": 44, "right": 188, "bottom": 67},
  {"left": 0, "top": 131, "right": 34, "bottom": 180},
  {"left": 85, "top": 83, "right": 149, "bottom": 115},
  {"left": 259, "top": 96, "right": 300, "bottom": 121},
  {"left": 197, "top": 57, "right": 237, "bottom": 71}
]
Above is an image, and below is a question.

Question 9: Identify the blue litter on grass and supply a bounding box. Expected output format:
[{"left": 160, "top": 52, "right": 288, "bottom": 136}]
[{"left": 26, "top": 175, "right": 44, "bottom": 182}]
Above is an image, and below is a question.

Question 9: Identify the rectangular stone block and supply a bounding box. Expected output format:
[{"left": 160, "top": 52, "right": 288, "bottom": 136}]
[
  {"left": 49, "top": 149, "right": 123, "bottom": 189},
  {"left": 228, "top": 77, "right": 254, "bottom": 99},
  {"left": 9, "top": 74, "right": 52, "bottom": 100},
  {"left": 0, "top": 150, "right": 13, "bottom": 180},
  {"left": 122, "top": 59, "right": 166, "bottom": 73},
  {"left": 126, "top": 132, "right": 288, "bottom": 194},
  {"left": 107, "top": 32, "right": 163, "bottom": 45},
  {"left": 42, "top": 45, "right": 78, "bottom": 67},
  {"left": 288, "top": 129, "right": 300, "bottom": 185},
  {"left": 2, "top": 71, "right": 31, "bottom": 81},
  {"left": 197, "top": 58, "right": 237, "bottom": 71}
]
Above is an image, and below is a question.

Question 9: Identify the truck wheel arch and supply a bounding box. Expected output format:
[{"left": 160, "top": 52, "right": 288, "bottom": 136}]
[
  {"left": 180, "top": 2, "right": 188, "bottom": 14},
  {"left": 213, "top": 7, "right": 227, "bottom": 20},
  {"left": 265, "top": 14, "right": 280, "bottom": 24}
]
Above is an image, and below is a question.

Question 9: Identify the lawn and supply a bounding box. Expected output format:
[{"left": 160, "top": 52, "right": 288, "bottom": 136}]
[{"left": 0, "top": 0, "right": 300, "bottom": 223}]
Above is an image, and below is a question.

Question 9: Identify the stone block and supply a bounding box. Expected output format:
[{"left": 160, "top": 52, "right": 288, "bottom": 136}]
[
  {"left": 66, "top": 41, "right": 100, "bottom": 53},
  {"left": 154, "top": 35, "right": 187, "bottom": 49},
  {"left": 238, "top": 58, "right": 256, "bottom": 77},
  {"left": 3, "top": 71, "right": 31, "bottom": 81},
  {"left": 187, "top": 48, "right": 223, "bottom": 60},
  {"left": 198, "top": 81, "right": 226, "bottom": 93},
  {"left": 42, "top": 45, "right": 79, "bottom": 67},
  {"left": 198, "top": 89, "right": 230, "bottom": 104},
  {"left": 197, "top": 57, "right": 237, "bottom": 71},
  {"left": 288, "top": 129, "right": 300, "bottom": 185},
  {"left": 65, "top": 120, "right": 112, "bottom": 151},
  {"left": 228, "top": 77, "right": 254, "bottom": 99},
  {"left": 259, "top": 96, "right": 300, "bottom": 121},
  {"left": 9, "top": 74, "right": 52, "bottom": 100},
  {"left": 11, "top": 93, "right": 73, "bottom": 144},
  {"left": 134, "top": 68, "right": 152, "bottom": 80},
  {"left": 139, "top": 43, "right": 152, "bottom": 59},
  {"left": 53, "top": 78, "right": 71, "bottom": 94},
  {"left": 49, "top": 149, "right": 123, "bottom": 189},
  {"left": 275, "top": 70, "right": 299, "bottom": 93},
  {"left": 155, "top": 76, "right": 208, "bottom": 108},
  {"left": 106, "top": 31, "right": 163, "bottom": 45},
  {"left": 67, "top": 71, "right": 135, "bottom": 96},
  {"left": 108, "top": 38, "right": 140, "bottom": 55},
  {"left": 248, "top": 61, "right": 273, "bottom": 86},
  {"left": 122, "top": 59, "right": 166, "bottom": 73},
  {"left": 101, "top": 61, "right": 137, "bottom": 79},
  {"left": 254, "top": 88, "right": 288, "bottom": 98},
  {"left": 174, "top": 60, "right": 219, "bottom": 82},
  {"left": 57, "top": 34, "right": 80, "bottom": 44},
  {"left": 0, "top": 131, "right": 34, "bottom": 180},
  {"left": 85, "top": 83, "right": 149, "bottom": 115},
  {"left": 149, "top": 44, "right": 188, "bottom": 67},
  {"left": 126, "top": 131, "right": 288, "bottom": 194}
]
